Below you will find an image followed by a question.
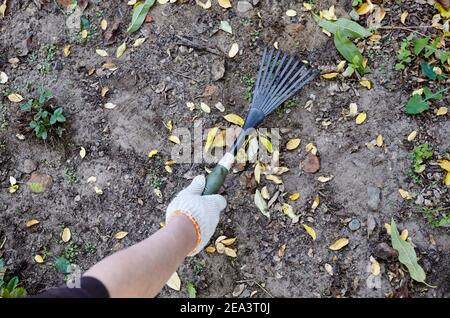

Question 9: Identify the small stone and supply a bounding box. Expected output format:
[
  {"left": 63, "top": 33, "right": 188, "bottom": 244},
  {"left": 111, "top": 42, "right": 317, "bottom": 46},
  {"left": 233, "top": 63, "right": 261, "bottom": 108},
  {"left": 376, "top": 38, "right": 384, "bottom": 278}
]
[
  {"left": 373, "top": 242, "right": 398, "bottom": 261},
  {"left": 415, "top": 194, "right": 424, "bottom": 205},
  {"left": 348, "top": 219, "right": 361, "bottom": 231},
  {"left": 301, "top": 153, "right": 320, "bottom": 173},
  {"left": 367, "top": 214, "right": 376, "bottom": 237},
  {"left": 236, "top": 1, "right": 253, "bottom": 14},
  {"left": 27, "top": 172, "right": 53, "bottom": 193},
  {"left": 74, "top": 195, "right": 81, "bottom": 202},
  {"left": 367, "top": 186, "right": 381, "bottom": 211},
  {"left": 22, "top": 159, "right": 37, "bottom": 174},
  {"left": 232, "top": 284, "right": 245, "bottom": 297}
]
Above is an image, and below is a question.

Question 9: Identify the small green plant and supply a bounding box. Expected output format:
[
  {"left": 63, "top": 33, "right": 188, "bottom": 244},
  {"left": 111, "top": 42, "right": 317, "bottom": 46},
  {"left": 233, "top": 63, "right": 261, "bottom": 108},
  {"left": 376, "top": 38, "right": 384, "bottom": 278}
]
[
  {"left": 64, "top": 167, "right": 79, "bottom": 184},
  {"left": 241, "top": 75, "right": 255, "bottom": 102},
  {"left": 20, "top": 87, "right": 66, "bottom": 140},
  {"left": 395, "top": 35, "right": 449, "bottom": 71},
  {"left": 149, "top": 173, "right": 162, "bottom": 189},
  {"left": 85, "top": 242, "right": 97, "bottom": 254},
  {"left": 63, "top": 243, "right": 80, "bottom": 263},
  {"left": 405, "top": 87, "right": 448, "bottom": 115},
  {"left": 0, "top": 103, "right": 8, "bottom": 131},
  {"left": 420, "top": 207, "right": 450, "bottom": 228},
  {"left": 410, "top": 143, "right": 433, "bottom": 174},
  {"left": 54, "top": 256, "right": 71, "bottom": 274},
  {"left": 352, "top": 0, "right": 363, "bottom": 6},
  {"left": 0, "top": 258, "right": 27, "bottom": 298}
]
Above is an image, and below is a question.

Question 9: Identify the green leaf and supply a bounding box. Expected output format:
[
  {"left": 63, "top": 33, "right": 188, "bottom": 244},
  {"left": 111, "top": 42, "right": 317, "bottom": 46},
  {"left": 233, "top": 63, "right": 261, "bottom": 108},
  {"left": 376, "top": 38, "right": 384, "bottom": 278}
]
[
  {"left": 54, "top": 257, "right": 71, "bottom": 274},
  {"left": 186, "top": 282, "right": 197, "bottom": 298},
  {"left": 254, "top": 189, "right": 270, "bottom": 219},
  {"left": 423, "top": 87, "right": 446, "bottom": 101},
  {"left": 405, "top": 95, "right": 429, "bottom": 115},
  {"left": 390, "top": 219, "right": 427, "bottom": 284},
  {"left": 313, "top": 15, "right": 371, "bottom": 39},
  {"left": 127, "top": 0, "right": 156, "bottom": 33},
  {"left": 50, "top": 114, "right": 57, "bottom": 125},
  {"left": 333, "top": 31, "right": 365, "bottom": 72},
  {"left": 6, "top": 276, "right": 18, "bottom": 291},
  {"left": 413, "top": 37, "right": 429, "bottom": 55},
  {"left": 420, "top": 63, "right": 437, "bottom": 80},
  {"left": 21, "top": 100, "right": 33, "bottom": 111}
]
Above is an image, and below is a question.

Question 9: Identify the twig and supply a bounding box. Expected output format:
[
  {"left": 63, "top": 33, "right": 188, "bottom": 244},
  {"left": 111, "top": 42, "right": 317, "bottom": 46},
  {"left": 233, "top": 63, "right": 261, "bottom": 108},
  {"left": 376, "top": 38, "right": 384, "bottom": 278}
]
[
  {"left": 235, "top": 279, "right": 274, "bottom": 298},
  {"left": 378, "top": 26, "right": 430, "bottom": 37},
  {"left": 175, "top": 35, "right": 222, "bottom": 56},
  {"left": 172, "top": 71, "right": 199, "bottom": 83}
]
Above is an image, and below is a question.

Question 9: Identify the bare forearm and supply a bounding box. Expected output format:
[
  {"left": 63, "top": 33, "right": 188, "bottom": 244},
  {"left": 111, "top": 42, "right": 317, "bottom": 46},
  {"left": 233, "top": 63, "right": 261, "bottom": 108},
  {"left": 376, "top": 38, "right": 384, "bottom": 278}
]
[{"left": 84, "top": 215, "right": 196, "bottom": 297}]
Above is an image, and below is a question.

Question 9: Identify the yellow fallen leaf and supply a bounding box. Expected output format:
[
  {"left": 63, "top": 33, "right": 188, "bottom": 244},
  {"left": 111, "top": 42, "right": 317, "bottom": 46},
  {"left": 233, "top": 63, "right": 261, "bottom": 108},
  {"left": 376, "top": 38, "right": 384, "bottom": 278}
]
[
  {"left": 444, "top": 172, "right": 450, "bottom": 186},
  {"left": 360, "top": 79, "right": 372, "bottom": 89},
  {"left": 407, "top": 130, "right": 417, "bottom": 141},
  {"left": 436, "top": 3, "right": 450, "bottom": 18},
  {"left": 81, "top": 29, "right": 88, "bottom": 39},
  {"left": 102, "top": 62, "right": 117, "bottom": 70},
  {"left": 87, "top": 176, "right": 97, "bottom": 183},
  {"left": 7, "top": 93, "right": 23, "bottom": 103},
  {"left": 133, "top": 37, "right": 146, "bottom": 47},
  {"left": 261, "top": 186, "right": 270, "bottom": 199},
  {"left": 205, "top": 246, "right": 216, "bottom": 253},
  {"left": 148, "top": 149, "right": 158, "bottom": 158},
  {"left": 355, "top": 112, "right": 367, "bottom": 124},
  {"left": 218, "top": 0, "right": 231, "bottom": 8},
  {"left": 205, "top": 127, "right": 219, "bottom": 153},
  {"left": 224, "top": 114, "right": 244, "bottom": 126},
  {"left": 320, "top": 5, "right": 337, "bottom": 20},
  {"left": 8, "top": 184, "right": 18, "bottom": 193},
  {"left": 286, "top": 138, "right": 301, "bottom": 150},
  {"left": 101, "top": 86, "right": 109, "bottom": 97},
  {"left": 266, "top": 174, "right": 282, "bottom": 184},
  {"left": 321, "top": 72, "right": 339, "bottom": 79},
  {"left": 373, "top": 6, "right": 386, "bottom": 23},
  {"left": 289, "top": 192, "right": 300, "bottom": 201},
  {"left": 228, "top": 43, "right": 239, "bottom": 58},
  {"left": 369, "top": 34, "right": 381, "bottom": 42},
  {"left": 400, "top": 229, "right": 408, "bottom": 241},
  {"left": 254, "top": 163, "right": 262, "bottom": 183},
  {"left": 438, "top": 160, "right": 450, "bottom": 172},
  {"left": 196, "top": 0, "right": 211, "bottom": 9},
  {"left": 94, "top": 186, "right": 103, "bottom": 194},
  {"left": 317, "top": 175, "right": 333, "bottom": 183},
  {"left": 221, "top": 238, "right": 236, "bottom": 246},
  {"left": 436, "top": 107, "right": 447, "bottom": 116},
  {"left": 357, "top": 1, "right": 373, "bottom": 15},
  {"left": 398, "top": 188, "right": 413, "bottom": 200},
  {"left": 165, "top": 165, "right": 173, "bottom": 173},
  {"left": 400, "top": 11, "right": 408, "bottom": 25},
  {"left": 311, "top": 195, "right": 320, "bottom": 210},
  {"left": 212, "top": 130, "right": 226, "bottom": 148},
  {"left": 116, "top": 42, "right": 127, "bottom": 58},
  {"left": 259, "top": 136, "right": 273, "bottom": 153},
  {"left": 281, "top": 203, "right": 299, "bottom": 223},
  {"left": 100, "top": 19, "right": 108, "bottom": 30},
  {"left": 384, "top": 223, "right": 391, "bottom": 235},
  {"left": 166, "top": 272, "right": 181, "bottom": 291},
  {"left": 26, "top": 219, "right": 40, "bottom": 227},
  {"left": 376, "top": 134, "right": 383, "bottom": 147},
  {"left": 95, "top": 49, "right": 108, "bottom": 57},
  {"left": 224, "top": 247, "right": 237, "bottom": 258},
  {"left": 303, "top": 2, "right": 312, "bottom": 11},
  {"left": 200, "top": 102, "right": 211, "bottom": 113},
  {"left": 329, "top": 238, "right": 349, "bottom": 251},
  {"left": 302, "top": 224, "right": 316, "bottom": 240},
  {"left": 63, "top": 44, "right": 71, "bottom": 57},
  {"left": 370, "top": 257, "right": 380, "bottom": 276},
  {"left": 114, "top": 231, "right": 128, "bottom": 239},
  {"left": 336, "top": 60, "right": 346, "bottom": 72},
  {"left": 104, "top": 102, "right": 116, "bottom": 109},
  {"left": 278, "top": 244, "right": 286, "bottom": 257},
  {"left": 286, "top": 9, "right": 297, "bottom": 17},
  {"left": 62, "top": 227, "right": 71, "bottom": 242},
  {"left": 80, "top": 146, "right": 86, "bottom": 159},
  {"left": 34, "top": 255, "right": 44, "bottom": 264},
  {"left": 305, "top": 143, "right": 317, "bottom": 155},
  {"left": 0, "top": 0, "right": 7, "bottom": 17},
  {"left": 165, "top": 119, "right": 173, "bottom": 131},
  {"left": 168, "top": 135, "right": 180, "bottom": 144}
]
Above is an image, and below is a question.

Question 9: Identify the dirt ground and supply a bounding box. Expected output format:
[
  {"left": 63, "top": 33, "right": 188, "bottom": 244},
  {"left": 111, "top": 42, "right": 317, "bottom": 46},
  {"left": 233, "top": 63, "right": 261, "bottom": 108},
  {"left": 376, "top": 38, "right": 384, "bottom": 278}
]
[{"left": 0, "top": 0, "right": 449, "bottom": 298}]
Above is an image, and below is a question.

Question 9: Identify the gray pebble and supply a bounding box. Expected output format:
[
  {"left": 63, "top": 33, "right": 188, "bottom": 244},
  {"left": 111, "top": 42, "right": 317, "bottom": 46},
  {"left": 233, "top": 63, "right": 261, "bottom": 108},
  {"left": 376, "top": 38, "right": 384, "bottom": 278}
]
[
  {"left": 237, "top": 1, "right": 253, "bottom": 14},
  {"left": 349, "top": 219, "right": 361, "bottom": 231},
  {"left": 22, "top": 159, "right": 37, "bottom": 174},
  {"left": 367, "top": 186, "right": 381, "bottom": 211}
]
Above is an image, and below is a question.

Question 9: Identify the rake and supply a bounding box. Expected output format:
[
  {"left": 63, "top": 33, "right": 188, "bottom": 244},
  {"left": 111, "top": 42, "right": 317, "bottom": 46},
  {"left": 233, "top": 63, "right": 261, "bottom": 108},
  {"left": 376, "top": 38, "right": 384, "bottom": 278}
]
[{"left": 203, "top": 47, "right": 317, "bottom": 195}]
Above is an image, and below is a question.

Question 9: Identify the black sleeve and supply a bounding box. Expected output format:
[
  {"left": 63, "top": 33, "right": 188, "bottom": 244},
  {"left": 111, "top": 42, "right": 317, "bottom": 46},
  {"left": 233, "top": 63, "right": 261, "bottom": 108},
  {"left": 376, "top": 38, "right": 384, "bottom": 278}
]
[{"left": 33, "top": 276, "right": 109, "bottom": 298}]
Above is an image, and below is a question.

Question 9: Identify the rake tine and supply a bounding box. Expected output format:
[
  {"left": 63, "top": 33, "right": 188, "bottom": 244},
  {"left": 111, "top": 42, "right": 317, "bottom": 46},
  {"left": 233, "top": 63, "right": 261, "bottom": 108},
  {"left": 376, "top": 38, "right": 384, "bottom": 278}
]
[
  {"left": 252, "top": 47, "right": 268, "bottom": 102},
  {"left": 257, "top": 50, "right": 289, "bottom": 110},
  {"left": 255, "top": 48, "right": 279, "bottom": 107},
  {"left": 255, "top": 47, "right": 275, "bottom": 105}
]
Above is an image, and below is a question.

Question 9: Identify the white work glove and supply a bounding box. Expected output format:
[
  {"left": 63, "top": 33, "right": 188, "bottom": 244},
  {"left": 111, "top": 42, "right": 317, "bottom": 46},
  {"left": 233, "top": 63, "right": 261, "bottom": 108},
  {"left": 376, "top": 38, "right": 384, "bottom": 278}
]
[{"left": 166, "top": 175, "right": 227, "bottom": 256}]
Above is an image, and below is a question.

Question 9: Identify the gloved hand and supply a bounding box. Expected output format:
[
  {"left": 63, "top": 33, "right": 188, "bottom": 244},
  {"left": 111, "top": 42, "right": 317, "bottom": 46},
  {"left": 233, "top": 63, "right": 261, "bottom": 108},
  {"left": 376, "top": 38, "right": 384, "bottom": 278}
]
[{"left": 166, "top": 175, "right": 227, "bottom": 256}]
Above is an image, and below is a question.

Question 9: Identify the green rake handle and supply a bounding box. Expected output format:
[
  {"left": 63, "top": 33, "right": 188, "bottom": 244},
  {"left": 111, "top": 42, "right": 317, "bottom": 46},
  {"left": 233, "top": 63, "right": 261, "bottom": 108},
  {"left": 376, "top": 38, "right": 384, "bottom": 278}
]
[{"left": 202, "top": 164, "right": 229, "bottom": 195}]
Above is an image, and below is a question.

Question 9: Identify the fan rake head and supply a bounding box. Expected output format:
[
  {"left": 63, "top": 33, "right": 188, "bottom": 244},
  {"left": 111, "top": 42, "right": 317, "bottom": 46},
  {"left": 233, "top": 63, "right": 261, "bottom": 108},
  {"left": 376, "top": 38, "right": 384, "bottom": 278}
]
[{"left": 251, "top": 47, "right": 317, "bottom": 117}]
